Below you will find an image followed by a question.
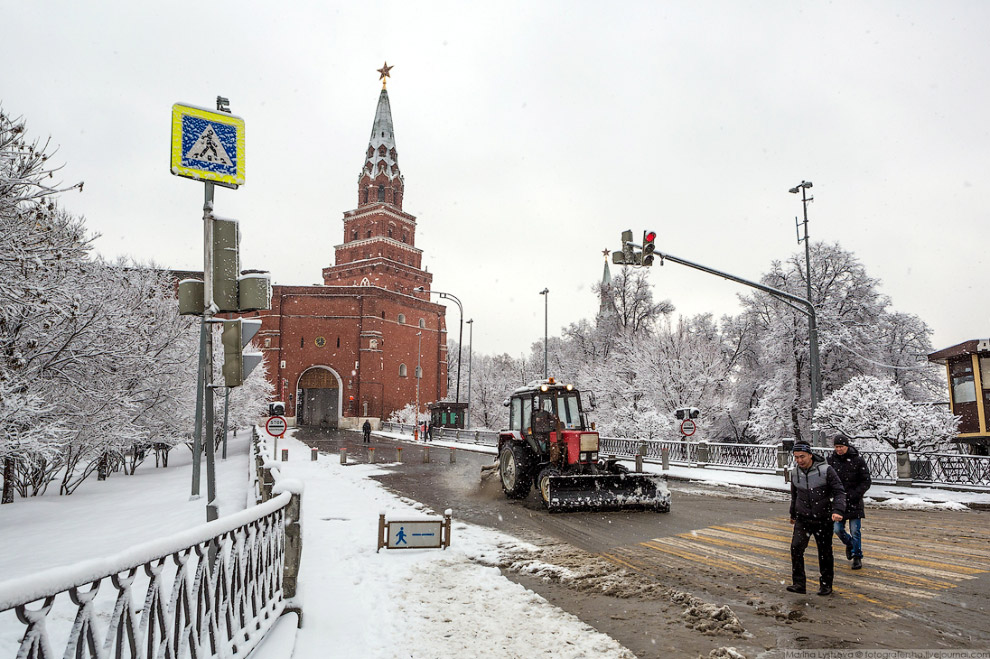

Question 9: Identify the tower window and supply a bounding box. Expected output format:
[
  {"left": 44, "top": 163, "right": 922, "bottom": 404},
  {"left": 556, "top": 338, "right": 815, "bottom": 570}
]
[
  {"left": 362, "top": 190, "right": 368, "bottom": 203},
  {"left": 397, "top": 313, "right": 406, "bottom": 324},
  {"left": 419, "top": 318, "right": 426, "bottom": 328},
  {"left": 378, "top": 185, "right": 385, "bottom": 202},
  {"left": 387, "top": 228, "right": 393, "bottom": 238},
  {"left": 381, "top": 311, "right": 386, "bottom": 319},
  {"left": 367, "top": 229, "right": 372, "bottom": 238},
  {"left": 399, "top": 364, "right": 407, "bottom": 377},
  {"left": 300, "top": 337, "right": 304, "bottom": 348},
  {"left": 352, "top": 229, "right": 358, "bottom": 240},
  {"left": 337, "top": 337, "right": 340, "bottom": 348}
]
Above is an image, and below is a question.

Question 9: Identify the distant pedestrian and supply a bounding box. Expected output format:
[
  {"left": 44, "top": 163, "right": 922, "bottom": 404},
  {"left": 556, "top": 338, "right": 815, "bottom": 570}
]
[
  {"left": 827, "top": 436, "right": 872, "bottom": 570},
  {"left": 427, "top": 422, "right": 433, "bottom": 441},
  {"left": 362, "top": 419, "right": 371, "bottom": 443},
  {"left": 788, "top": 442, "right": 846, "bottom": 596}
]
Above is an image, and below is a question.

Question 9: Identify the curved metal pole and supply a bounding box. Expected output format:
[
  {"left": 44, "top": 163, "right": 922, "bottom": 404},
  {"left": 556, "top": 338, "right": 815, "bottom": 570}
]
[
  {"left": 654, "top": 249, "right": 822, "bottom": 441},
  {"left": 419, "top": 288, "right": 464, "bottom": 404}
]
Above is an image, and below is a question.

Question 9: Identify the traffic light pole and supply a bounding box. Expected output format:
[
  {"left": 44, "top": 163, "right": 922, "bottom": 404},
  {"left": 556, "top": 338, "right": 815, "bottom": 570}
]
[{"left": 652, "top": 248, "right": 823, "bottom": 445}]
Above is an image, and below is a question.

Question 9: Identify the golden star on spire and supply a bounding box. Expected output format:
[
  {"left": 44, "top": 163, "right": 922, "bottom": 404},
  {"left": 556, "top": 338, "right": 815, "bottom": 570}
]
[
  {"left": 377, "top": 61, "right": 393, "bottom": 89},
  {"left": 602, "top": 248, "right": 611, "bottom": 259}
]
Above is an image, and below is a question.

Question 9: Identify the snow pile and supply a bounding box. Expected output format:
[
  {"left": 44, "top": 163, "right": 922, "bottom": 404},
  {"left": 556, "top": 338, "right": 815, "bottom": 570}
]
[{"left": 866, "top": 496, "right": 969, "bottom": 511}]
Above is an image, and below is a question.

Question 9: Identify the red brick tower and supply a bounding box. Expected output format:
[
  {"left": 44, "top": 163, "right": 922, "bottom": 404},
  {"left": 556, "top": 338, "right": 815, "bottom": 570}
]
[{"left": 257, "top": 71, "right": 448, "bottom": 428}]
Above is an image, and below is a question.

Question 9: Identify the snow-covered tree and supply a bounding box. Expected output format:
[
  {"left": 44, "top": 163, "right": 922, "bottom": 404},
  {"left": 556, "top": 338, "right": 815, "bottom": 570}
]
[
  {"left": 0, "top": 109, "right": 88, "bottom": 502},
  {"left": 734, "top": 242, "right": 940, "bottom": 444},
  {"left": 812, "top": 375, "right": 958, "bottom": 451}
]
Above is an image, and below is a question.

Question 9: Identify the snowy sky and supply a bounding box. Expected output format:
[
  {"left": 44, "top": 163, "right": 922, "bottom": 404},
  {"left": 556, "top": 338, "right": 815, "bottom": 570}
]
[{"left": 5, "top": 1, "right": 989, "bottom": 358}]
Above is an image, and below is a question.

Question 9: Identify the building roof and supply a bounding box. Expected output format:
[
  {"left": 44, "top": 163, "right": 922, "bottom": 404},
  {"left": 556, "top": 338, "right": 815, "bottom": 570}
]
[
  {"left": 362, "top": 88, "right": 401, "bottom": 183},
  {"left": 927, "top": 339, "right": 990, "bottom": 364}
]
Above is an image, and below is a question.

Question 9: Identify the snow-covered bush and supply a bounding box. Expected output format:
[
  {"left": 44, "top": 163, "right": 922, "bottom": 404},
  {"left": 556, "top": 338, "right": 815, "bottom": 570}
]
[
  {"left": 812, "top": 375, "right": 958, "bottom": 451},
  {"left": 387, "top": 403, "right": 428, "bottom": 426}
]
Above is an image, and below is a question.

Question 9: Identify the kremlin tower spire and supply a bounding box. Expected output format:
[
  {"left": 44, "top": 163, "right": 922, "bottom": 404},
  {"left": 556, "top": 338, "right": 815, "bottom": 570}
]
[{"left": 323, "top": 63, "right": 431, "bottom": 296}]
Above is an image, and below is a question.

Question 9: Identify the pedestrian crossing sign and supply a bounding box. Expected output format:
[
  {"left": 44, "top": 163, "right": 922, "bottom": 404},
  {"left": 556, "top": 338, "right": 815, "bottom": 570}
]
[{"left": 170, "top": 103, "right": 245, "bottom": 187}]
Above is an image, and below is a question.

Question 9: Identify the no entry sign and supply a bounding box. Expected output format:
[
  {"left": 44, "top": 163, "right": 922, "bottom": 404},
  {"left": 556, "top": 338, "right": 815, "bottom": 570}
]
[
  {"left": 680, "top": 419, "right": 697, "bottom": 436},
  {"left": 266, "top": 415, "right": 287, "bottom": 437}
]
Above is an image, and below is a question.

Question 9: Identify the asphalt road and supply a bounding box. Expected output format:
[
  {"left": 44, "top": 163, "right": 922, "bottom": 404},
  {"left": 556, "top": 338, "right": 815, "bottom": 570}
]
[{"left": 298, "top": 428, "right": 990, "bottom": 657}]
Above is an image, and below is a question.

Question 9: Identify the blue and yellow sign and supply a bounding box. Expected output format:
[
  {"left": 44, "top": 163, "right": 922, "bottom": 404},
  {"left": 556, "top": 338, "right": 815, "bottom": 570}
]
[{"left": 170, "top": 103, "right": 245, "bottom": 186}]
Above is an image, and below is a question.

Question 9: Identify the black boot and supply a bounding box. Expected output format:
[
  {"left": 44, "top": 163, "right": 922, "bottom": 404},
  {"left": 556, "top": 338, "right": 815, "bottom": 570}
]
[
  {"left": 817, "top": 584, "right": 833, "bottom": 596},
  {"left": 786, "top": 584, "right": 806, "bottom": 594},
  {"left": 851, "top": 557, "right": 862, "bottom": 570}
]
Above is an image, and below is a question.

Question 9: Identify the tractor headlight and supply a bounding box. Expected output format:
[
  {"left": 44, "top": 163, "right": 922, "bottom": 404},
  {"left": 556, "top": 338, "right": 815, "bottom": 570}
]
[{"left": 579, "top": 433, "right": 599, "bottom": 452}]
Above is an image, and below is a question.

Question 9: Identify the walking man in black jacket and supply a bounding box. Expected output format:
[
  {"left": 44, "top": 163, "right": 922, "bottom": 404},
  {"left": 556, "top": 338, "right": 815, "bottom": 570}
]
[
  {"left": 788, "top": 442, "right": 846, "bottom": 596},
  {"left": 827, "top": 436, "right": 872, "bottom": 570}
]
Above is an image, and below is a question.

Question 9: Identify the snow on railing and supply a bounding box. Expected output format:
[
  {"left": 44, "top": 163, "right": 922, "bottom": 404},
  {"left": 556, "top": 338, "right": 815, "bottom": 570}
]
[{"left": 0, "top": 427, "right": 303, "bottom": 659}]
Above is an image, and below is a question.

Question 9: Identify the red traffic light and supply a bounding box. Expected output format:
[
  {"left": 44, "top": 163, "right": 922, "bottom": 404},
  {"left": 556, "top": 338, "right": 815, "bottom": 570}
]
[{"left": 645, "top": 231, "right": 657, "bottom": 243}]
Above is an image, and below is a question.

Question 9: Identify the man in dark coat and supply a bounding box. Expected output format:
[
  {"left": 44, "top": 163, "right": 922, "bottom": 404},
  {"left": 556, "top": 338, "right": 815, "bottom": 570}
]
[
  {"left": 827, "top": 436, "right": 872, "bottom": 570},
  {"left": 362, "top": 420, "right": 371, "bottom": 443},
  {"left": 788, "top": 442, "right": 846, "bottom": 596}
]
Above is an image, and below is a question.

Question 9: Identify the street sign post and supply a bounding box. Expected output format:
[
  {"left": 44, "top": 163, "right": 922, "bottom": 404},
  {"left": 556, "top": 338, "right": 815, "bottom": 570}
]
[
  {"left": 266, "top": 415, "right": 287, "bottom": 438},
  {"left": 680, "top": 419, "right": 697, "bottom": 437},
  {"left": 171, "top": 103, "right": 246, "bottom": 187}
]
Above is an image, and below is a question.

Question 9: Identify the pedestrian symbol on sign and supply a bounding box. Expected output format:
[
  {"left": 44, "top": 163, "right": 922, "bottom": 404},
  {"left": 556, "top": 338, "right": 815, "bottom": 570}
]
[
  {"left": 395, "top": 527, "right": 407, "bottom": 545},
  {"left": 186, "top": 124, "right": 233, "bottom": 166}
]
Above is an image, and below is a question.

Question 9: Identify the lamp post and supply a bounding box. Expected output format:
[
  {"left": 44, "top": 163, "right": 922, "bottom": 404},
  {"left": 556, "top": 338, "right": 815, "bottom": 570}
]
[
  {"left": 415, "top": 330, "right": 422, "bottom": 440},
  {"left": 466, "top": 318, "right": 473, "bottom": 428},
  {"left": 789, "top": 180, "right": 823, "bottom": 445},
  {"left": 539, "top": 288, "right": 549, "bottom": 378},
  {"left": 415, "top": 286, "right": 463, "bottom": 404}
]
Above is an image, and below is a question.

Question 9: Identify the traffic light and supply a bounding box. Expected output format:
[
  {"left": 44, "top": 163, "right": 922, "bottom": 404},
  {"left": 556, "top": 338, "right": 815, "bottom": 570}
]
[
  {"left": 642, "top": 230, "right": 657, "bottom": 266},
  {"left": 612, "top": 229, "right": 636, "bottom": 265},
  {"left": 221, "top": 318, "right": 263, "bottom": 387}
]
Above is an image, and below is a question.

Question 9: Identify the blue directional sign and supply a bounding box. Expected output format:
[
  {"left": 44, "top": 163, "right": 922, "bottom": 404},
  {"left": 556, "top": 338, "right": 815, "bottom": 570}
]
[{"left": 170, "top": 103, "right": 245, "bottom": 186}]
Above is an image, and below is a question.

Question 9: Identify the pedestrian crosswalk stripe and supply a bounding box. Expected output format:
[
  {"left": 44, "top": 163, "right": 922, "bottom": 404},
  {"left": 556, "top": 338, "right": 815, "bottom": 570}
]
[{"left": 607, "top": 514, "right": 990, "bottom": 613}]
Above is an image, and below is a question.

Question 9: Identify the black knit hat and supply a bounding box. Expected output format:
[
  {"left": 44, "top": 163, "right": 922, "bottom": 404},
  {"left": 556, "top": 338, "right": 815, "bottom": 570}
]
[
  {"left": 792, "top": 442, "right": 813, "bottom": 454},
  {"left": 833, "top": 436, "right": 850, "bottom": 446}
]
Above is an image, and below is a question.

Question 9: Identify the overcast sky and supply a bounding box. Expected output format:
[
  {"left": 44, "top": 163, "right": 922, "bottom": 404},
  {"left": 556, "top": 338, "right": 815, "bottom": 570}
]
[{"left": 5, "top": 1, "right": 989, "bottom": 360}]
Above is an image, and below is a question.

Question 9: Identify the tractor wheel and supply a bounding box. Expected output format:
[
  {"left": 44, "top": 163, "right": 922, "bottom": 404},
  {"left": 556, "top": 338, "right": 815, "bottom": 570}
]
[
  {"left": 499, "top": 443, "right": 534, "bottom": 499},
  {"left": 537, "top": 467, "right": 561, "bottom": 508}
]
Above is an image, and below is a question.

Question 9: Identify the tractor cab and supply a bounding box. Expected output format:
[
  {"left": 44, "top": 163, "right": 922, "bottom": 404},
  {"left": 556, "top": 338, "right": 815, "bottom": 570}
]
[{"left": 490, "top": 378, "right": 670, "bottom": 512}]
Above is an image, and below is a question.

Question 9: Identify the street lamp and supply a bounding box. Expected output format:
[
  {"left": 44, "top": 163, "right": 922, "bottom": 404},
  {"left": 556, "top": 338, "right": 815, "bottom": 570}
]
[
  {"left": 414, "top": 286, "right": 463, "bottom": 404},
  {"left": 466, "top": 318, "right": 473, "bottom": 428},
  {"left": 415, "top": 330, "right": 422, "bottom": 440},
  {"left": 790, "top": 180, "right": 823, "bottom": 445},
  {"left": 539, "top": 288, "right": 549, "bottom": 379}
]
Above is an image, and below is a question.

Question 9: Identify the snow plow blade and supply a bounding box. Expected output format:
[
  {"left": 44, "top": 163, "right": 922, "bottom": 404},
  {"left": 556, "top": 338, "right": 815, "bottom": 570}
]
[{"left": 546, "top": 473, "right": 671, "bottom": 512}]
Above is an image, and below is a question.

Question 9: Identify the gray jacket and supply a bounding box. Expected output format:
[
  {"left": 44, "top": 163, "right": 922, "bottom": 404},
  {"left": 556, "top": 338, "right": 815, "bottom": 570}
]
[{"left": 790, "top": 453, "right": 847, "bottom": 521}]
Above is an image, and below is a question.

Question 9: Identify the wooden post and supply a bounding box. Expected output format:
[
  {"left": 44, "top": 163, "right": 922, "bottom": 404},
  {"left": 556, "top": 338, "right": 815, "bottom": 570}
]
[
  {"left": 340, "top": 447, "right": 347, "bottom": 465},
  {"left": 311, "top": 447, "right": 318, "bottom": 461},
  {"left": 396, "top": 446, "right": 403, "bottom": 462}
]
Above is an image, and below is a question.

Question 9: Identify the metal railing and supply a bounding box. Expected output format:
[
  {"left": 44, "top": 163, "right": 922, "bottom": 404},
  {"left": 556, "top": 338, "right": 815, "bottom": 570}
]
[
  {"left": 380, "top": 422, "right": 989, "bottom": 489},
  {"left": 0, "top": 427, "right": 303, "bottom": 659}
]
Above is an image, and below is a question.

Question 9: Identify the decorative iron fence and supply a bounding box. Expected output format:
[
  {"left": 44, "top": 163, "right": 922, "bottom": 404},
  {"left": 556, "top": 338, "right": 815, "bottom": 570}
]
[
  {"left": 379, "top": 422, "right": 988, "bottom": 489},
  {"left": 911, "top": 453, "right": 990, "bottom": 487},
  {"left": 0, "top": 428, "right": 302, "bottom": 659}
]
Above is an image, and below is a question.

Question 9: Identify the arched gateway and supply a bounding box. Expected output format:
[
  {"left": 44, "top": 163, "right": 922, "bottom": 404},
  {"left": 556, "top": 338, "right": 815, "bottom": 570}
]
[{"left": 297, "top": 367, "right": 342, "bottom": 428}]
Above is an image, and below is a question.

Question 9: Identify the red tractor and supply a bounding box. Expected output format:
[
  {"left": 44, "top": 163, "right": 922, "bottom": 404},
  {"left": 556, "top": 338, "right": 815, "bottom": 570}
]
[{"left": 484, "top": 378, "right": 670, "bottom": 512}]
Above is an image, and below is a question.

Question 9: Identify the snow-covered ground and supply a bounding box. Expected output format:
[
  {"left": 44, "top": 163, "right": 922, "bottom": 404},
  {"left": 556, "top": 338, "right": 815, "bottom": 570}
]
[{"left": 1, "top": 427, "right": 987, "bottom": 659}]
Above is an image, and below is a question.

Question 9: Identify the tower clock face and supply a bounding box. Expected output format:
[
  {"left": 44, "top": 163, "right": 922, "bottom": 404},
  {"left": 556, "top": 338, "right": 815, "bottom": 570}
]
[{"left": 315, "top": 336, "right": 326, "bottom": 348}]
